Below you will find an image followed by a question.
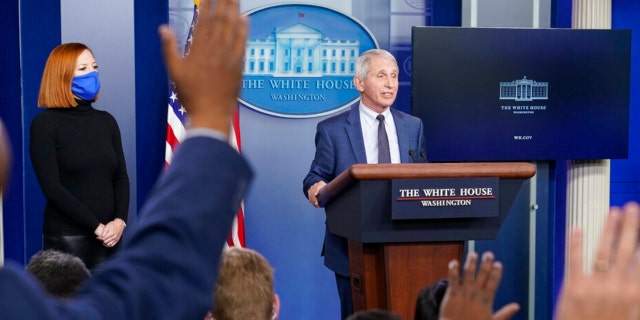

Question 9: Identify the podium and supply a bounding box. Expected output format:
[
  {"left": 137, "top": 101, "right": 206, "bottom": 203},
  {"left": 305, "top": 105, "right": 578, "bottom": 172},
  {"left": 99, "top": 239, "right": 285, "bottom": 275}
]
[{"left": 317, "top": 162, "right": 536, "bottom": 319}]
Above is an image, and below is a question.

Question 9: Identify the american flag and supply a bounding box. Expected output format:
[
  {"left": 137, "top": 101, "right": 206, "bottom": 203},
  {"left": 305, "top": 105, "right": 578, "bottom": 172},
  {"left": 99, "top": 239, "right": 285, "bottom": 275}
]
[{"left": 165, "top": 1, "right": 245, "bottom": 248}]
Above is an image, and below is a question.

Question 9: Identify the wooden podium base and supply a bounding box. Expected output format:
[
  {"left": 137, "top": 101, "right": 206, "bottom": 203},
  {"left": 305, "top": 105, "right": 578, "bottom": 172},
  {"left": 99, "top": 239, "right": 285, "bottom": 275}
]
[
  {"left": 323, "top": 163, "right": 535, "bottom": 318},
  {"left": 348, "top": 240, "right": 464, "bottom": 319}
]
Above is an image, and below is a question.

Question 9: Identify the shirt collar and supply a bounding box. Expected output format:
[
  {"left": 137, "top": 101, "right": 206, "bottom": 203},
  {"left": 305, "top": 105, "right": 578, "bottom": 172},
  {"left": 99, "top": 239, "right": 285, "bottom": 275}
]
[{"left": 359, "top": 102, "right": 392, "bottom": 127}]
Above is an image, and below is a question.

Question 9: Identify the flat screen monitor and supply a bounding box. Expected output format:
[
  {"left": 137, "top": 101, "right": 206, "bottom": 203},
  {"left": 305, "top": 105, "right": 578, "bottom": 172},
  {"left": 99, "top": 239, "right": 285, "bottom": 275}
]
[{"left": 411, "top": 27, "right": 631, "bottom": 161}]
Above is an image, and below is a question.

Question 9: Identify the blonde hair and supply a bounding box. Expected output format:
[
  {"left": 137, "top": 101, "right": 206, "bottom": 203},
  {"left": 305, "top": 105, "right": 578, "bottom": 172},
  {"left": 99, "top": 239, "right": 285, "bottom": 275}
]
[
  {"left": 212, "top": 247, "right": 275, "bottom": 320},
  {"left": 38, "top": 43, "right": 95, "bottom": 108}
]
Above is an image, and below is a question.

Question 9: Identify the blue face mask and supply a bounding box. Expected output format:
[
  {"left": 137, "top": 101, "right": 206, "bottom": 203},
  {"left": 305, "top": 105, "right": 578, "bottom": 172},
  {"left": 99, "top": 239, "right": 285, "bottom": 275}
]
[{"left": 71, "top": 71, "right": 101, "bottom": 100}]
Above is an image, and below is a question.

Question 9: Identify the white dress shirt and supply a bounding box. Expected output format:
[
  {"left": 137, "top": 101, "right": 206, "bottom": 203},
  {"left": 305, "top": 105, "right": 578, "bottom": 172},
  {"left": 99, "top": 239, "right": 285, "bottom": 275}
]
[{"left": 359, "top": 103, "right": 400, "bottom": 164}]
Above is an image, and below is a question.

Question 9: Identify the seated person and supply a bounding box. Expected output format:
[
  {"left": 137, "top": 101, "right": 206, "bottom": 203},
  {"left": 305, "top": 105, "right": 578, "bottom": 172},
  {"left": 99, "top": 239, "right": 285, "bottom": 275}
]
[
  {"left": 26, "top": 249, "right": 91, "bottom": 299},
  {"left": 209, "top": 247, "right": 280, "bottom": 320},
  {"left": 439, "top": 251, "right": 520, "bottom": 320},
  {"left": 346, "top": 309, "right": 403, "bottom": 320},
  {"left": 437, "top": 201, "right": 640, "bottom": 320},
  {"left": 414, "top": 279, "right": 448, "bottom": 320}
]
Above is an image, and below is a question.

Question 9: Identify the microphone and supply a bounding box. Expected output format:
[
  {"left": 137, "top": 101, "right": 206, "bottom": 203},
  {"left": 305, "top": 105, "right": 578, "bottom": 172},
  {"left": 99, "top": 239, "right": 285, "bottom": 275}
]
[
  {"left": 419, "top": 151, "right": 427, "bottom": 162},
  {"left": 408, "top": 150, "right": 417, "bottom": 163}
]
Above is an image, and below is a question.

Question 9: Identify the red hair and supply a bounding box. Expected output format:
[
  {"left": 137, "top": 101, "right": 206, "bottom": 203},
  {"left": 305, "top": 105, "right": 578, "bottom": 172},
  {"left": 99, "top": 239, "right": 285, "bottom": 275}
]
[{"left": 37, "top": 43, "right": 95, "bottom": 108}]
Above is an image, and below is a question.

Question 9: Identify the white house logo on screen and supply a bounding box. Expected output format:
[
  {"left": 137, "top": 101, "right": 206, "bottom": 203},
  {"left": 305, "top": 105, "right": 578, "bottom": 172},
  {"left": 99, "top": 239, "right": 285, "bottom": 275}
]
[
  {"left": 241, "top": 4, "right": 378, "bottom": 118},
  {"left": 499, "top": 76, "right": 548, "bottom": 102}
]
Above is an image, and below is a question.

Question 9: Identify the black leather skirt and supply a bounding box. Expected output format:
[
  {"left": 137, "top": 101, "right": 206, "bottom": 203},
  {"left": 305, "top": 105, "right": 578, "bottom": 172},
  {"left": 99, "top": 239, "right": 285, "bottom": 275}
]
[{"left": 43, "top": 235, "right": 118, "bottom": 271}]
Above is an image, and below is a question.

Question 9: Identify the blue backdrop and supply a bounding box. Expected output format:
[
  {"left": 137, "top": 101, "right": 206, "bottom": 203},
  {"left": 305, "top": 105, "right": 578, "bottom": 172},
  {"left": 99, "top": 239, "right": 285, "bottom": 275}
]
[{"left": 1, "top": 1, "right": 639, "bottom": 320}]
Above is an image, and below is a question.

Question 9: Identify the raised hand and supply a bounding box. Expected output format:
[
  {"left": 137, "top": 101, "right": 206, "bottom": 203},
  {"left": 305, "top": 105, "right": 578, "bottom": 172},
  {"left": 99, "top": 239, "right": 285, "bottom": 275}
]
[
  {"left": 439, "top": 251, "right": 520, "bottom": 320},
  {"left": 159, "top": 0, "right": 248, "bottom": 135},
  {"left": 554, "top": 202, "right": 640, "bottom": 320}
]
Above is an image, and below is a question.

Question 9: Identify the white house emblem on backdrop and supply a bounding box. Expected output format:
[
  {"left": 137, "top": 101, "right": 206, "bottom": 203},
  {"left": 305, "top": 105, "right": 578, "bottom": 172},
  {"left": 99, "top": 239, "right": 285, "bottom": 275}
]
[
  {"left": 499, "top": 76, "right": 549, "bottom": 102},
  {"left": 241, "top": 4, "right": 378, "bottom": 118}
]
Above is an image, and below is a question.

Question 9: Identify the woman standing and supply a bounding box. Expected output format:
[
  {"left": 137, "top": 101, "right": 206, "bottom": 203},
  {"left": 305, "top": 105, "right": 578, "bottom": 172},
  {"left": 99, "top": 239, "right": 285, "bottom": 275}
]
[{"left": 30, "top": 43, "right": 129, "bottom": 270}]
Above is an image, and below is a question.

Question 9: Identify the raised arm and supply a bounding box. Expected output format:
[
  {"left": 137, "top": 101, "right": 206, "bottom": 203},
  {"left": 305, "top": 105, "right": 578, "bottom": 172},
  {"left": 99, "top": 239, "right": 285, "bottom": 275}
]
[
  {"left": 554, "top": 202, "right": 640, "bottom": 320},
  {"left": 0, "top": 0, "right": 251, "bottom": 318},
  {"left": 439, "top": 251, "right": 520, "bottom": 320}
]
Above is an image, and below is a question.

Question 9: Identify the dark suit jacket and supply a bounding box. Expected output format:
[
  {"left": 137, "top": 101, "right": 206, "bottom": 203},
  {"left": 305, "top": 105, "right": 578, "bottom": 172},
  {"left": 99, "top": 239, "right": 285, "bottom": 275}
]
[
  {"left": 303, "top": 104, "right": 426, "bottom": 276},
  {"left": 0, "top": 136, "right": 253, "bottom": 319}
]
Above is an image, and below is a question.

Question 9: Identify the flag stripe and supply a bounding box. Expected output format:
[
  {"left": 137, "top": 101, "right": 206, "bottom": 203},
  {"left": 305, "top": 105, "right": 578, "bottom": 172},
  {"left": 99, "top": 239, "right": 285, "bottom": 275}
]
[
  {"left": 166, "top": 2, "right": 245, "bottom": 248},
  {"left": 226, "top": 109, "right": 244, "bottom": 247}
]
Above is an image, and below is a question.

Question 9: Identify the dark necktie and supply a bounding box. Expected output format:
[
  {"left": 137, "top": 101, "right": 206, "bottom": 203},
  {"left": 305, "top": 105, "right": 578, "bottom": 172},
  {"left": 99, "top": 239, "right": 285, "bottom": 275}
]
[{"left": 377, "top": 114, "right": 391, "bottom": 163}]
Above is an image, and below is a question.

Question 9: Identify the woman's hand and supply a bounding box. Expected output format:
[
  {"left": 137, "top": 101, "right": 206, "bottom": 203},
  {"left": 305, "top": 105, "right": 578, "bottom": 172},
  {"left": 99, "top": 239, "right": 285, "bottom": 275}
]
[
  {"left": 94, "top": 223, "right": 106, "bottom": 238},
  {"left": 98, "top": 219, "right": 126, "bottom": 247}
]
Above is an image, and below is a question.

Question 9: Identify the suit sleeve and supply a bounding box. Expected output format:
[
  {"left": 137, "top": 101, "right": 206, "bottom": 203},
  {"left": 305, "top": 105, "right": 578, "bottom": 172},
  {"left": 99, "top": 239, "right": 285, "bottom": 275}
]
[
  {"left": 303, "top": 122, "right": 336, "bottom": 197},
  {"left": 80, "top": 136, "right": 253, "bottom": 319},
  {"left": 0, "top": 136, "right": 253, "bottom": 320}
]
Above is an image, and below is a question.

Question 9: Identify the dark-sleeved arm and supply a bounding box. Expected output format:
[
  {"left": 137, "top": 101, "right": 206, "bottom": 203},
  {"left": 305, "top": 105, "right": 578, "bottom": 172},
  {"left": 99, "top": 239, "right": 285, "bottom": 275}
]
[
  {"left": 29, "top": 115, "right": 101, "bottom": 230},
  {"left": 0, "top": 136, "right": 253, "bottom": 319},
  {"left": 109, "top": 118, "right": 129, "bottom": 223}
]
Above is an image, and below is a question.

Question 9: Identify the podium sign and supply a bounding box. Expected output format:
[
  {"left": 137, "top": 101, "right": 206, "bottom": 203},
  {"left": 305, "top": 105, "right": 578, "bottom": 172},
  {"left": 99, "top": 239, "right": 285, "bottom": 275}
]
[{"left": 391, "top": 177, "right": 499, "bottom": 220}]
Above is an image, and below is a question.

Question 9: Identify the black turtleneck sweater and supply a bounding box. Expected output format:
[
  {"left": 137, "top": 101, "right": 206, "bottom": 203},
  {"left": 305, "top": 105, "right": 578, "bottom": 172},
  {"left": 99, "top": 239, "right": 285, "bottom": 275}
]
[{"left": 30, "top": 101, "right": 129, "bottom": 236}]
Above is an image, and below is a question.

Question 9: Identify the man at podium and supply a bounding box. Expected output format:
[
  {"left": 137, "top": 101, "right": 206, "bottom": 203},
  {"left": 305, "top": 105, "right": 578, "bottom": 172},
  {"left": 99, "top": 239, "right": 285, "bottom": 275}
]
[{"left": 303, "top": 48, "right": 427, "bottom": 319}]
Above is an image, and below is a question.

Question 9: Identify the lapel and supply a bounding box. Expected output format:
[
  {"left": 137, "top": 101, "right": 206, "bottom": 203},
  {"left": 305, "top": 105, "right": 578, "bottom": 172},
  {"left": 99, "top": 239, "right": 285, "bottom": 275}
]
[
  {"left": 345, "top": 106, "right": 367, "bottom": 164},
  {"left": 391, "top": 108, "right": 411, "bottom": 163}
]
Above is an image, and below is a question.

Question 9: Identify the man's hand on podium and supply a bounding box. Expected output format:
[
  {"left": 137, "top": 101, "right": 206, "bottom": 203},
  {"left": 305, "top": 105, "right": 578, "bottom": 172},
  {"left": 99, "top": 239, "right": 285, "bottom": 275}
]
[{"left": 307, "top": 181, "right": 327, "bottom": 208}]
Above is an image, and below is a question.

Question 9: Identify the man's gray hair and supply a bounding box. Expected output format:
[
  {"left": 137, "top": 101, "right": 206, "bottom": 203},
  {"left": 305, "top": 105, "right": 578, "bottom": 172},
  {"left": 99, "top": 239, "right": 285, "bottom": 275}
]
[{"left": 354, "top": 49, "right": 398, "bottom": 80}]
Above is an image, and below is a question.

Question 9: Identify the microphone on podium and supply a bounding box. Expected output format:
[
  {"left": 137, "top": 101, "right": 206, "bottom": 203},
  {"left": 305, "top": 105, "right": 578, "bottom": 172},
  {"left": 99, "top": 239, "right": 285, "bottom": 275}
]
[
  {"left": 408, "top": 150, "right": 417, "bottom": 163},
  {"left": 419, "top": 151, "right": 427, "bottom": 162}
]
